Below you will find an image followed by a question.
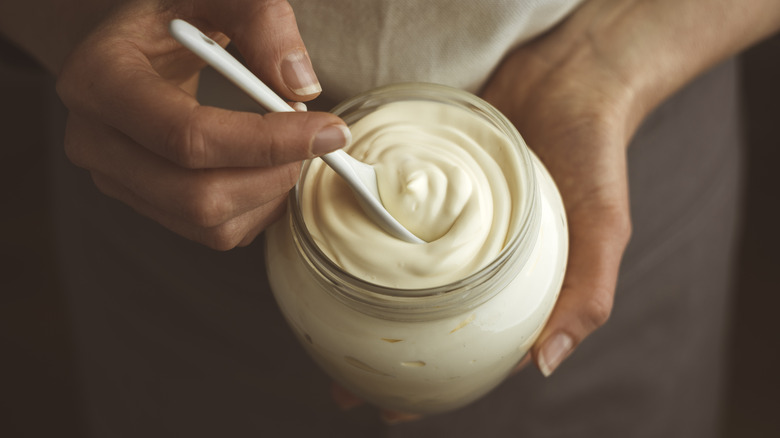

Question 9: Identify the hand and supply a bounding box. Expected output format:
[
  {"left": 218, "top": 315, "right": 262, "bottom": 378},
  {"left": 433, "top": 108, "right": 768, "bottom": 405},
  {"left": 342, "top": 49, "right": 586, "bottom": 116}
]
[
  {"left": 327, "top": 14, "right": 637, "bottom": 422},
  {"left": 480, "top": 0, "right": 780, "bottom": 376},
  {"left": 480, "top": 24, "right": 636, "bottom": 376},
  {"left": 55, "top": 0, "right": 350, "bottom": 249}
]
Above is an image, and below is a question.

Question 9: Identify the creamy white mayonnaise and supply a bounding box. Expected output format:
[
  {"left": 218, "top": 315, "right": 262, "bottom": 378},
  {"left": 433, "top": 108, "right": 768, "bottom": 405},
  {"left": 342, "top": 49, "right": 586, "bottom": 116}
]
[{"left": 302, "top": 100, "right": 523, "bottom": 288}]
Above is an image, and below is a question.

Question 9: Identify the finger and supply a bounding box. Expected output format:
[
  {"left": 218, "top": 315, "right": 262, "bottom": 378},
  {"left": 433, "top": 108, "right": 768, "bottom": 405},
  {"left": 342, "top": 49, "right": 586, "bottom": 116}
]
[
  {"left": 532, "top": 205, "right": 631, "bottom": 377},
  {"left": 65, "top": 60, "right": 348, "bottom": 168},
  {"left": 510, "top": 353, "right": 532, "bottom": 375},
  {"left": 58, "top": 26, "right": 348, "bottom": 170},
  {"left": 330, "top": 382, "right": 365, "bottom": 411},
  {"left": 194, "top": 0, "right": 322, "bottom": 99},
  {"left": 90, "top": 170, "right": 288, "bottom": 250},
  {"left": 234, "top": 194, "right": 290, "bottom": 247},
  {"left": 380, "top": 410, "right": 423, "bottom": 425},
  {"left": 330, "top": 382, "right": 423, "bottom": 424},
  {"left": 64, "top": 115, "right": 300, "bottom": 228}
]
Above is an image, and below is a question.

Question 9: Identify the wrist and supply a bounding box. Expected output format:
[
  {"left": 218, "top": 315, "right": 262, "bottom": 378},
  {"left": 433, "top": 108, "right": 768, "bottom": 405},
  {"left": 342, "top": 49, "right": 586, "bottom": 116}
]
[
  {"left": 571, "top": 0, "right": 780, "bottom": 137},
  {"left": 483, "top": 6, "right": 655, "bottom": 147},
  {"left": 550, "top": 38, "right": 647, "bottom": 144}
]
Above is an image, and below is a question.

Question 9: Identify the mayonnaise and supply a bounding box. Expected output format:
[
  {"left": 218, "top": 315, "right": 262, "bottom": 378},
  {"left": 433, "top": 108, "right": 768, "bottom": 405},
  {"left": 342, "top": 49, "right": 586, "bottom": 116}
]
[{"left": 302, "top": 100, "right": 522, "bottom": 288}]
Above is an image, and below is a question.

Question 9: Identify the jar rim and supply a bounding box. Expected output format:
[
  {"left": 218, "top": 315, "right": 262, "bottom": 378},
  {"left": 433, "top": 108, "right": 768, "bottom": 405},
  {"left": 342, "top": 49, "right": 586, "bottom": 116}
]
[{"left": 289, "top": 82, "right": 541, "bottom": 319}]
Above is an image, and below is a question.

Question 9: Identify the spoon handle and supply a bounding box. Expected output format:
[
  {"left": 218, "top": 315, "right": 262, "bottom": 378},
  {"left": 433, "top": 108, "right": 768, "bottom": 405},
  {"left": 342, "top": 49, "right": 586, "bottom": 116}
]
[{"left": 169, "top": 19, "right": 293, "bottom": 113}]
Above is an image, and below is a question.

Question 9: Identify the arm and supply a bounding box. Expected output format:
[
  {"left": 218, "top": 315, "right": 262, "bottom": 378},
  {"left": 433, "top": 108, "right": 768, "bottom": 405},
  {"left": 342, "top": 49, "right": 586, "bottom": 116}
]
[
  {"left": 482, "top": 0, "right": 780, "bottom": 377},
  {"left": 521, "top": 0, "right": 780, "bottom": 133}
]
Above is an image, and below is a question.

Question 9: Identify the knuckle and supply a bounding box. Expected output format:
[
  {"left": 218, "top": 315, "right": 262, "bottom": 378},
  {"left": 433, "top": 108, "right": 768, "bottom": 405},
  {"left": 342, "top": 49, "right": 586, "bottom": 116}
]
[
  {"left": 254, "top": 114, "right": 287, "bottom": 166},
  {"left": 89, "top": 172, "right": 112, "bottom": 196},
  {"left": 183, "top": 174, "right": 232, "bottom": 228},
  {"left": 260, "top": 112, "right": 324, "bottom": 166},
  {"left": 593, "top": 202, "right": 633, "bottom": 250},
  {"left": 583, "top": 291, "right": 614, "bottom": 329},
  {"left": 62, "top": 132, "right": 85, "bottom": 168},
  {"left": 203, "top": 221, "right": 245, "bottom": 251},
  {"left": 254, "top": 0, "right": 295, "bottom": 21},
  {"left": 279, "top": 161, "right": 302, "bottom": 188},
  {"left": 236, "top": 233, "right": 260, "bottom": 248},
  {"left": 55, "top": 49, "right": 85, "bottom": 107},
  {"left": 611, "top": 211, "right": 633, "bottom": 246},
  {"left": 55, "top": 70, "right": 75, "bottom": 108},
  {"left": 62, "top": 118, "right": 93, "bottom": 169},
  {"left": 167, "top": 109, "right": 207, "bottom": 169}
]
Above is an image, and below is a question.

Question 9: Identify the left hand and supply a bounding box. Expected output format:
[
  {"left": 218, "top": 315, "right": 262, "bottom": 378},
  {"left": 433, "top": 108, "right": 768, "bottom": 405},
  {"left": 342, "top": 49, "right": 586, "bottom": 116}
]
[{"left": 328, "top": 40, "right": 636, "bottom": 422}]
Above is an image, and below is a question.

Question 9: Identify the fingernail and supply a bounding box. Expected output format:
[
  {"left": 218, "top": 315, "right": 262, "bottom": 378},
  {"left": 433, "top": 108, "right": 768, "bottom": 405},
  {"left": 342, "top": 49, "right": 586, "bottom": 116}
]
[
  {"left": 538, "top": 333, "right": 573, "bottom": 377},
  {"left": 281, "top": 50, "right": 322, "bottom": 96},
  {"left": 312, "top": 124, "right": 351, "bottom": 155},
  {"left": 291, "top": 101, "right": 307, "bottom": 112}
]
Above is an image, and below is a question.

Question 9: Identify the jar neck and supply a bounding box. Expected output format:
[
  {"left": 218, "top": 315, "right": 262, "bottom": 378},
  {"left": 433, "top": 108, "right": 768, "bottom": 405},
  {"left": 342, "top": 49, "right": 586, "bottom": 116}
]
[{"left": 288, "top": 83, "right": 542, "bottom": 322}]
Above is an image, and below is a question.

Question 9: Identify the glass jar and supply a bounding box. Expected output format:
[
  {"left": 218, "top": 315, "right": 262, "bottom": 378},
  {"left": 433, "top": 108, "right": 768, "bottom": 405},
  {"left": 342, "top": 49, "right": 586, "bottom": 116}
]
[{"left": 265, "top": 83, "right": 568, "bottom": 415}]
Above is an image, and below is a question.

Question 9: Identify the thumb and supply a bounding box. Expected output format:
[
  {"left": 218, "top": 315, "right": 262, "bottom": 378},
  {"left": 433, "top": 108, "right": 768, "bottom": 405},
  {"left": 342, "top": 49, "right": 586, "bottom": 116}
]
[
  {"left": 532, "top": 206, "right": 631, "bottom": 377},
  {"left": 196, "top": 0, "right": 320, "bottom": 100}
]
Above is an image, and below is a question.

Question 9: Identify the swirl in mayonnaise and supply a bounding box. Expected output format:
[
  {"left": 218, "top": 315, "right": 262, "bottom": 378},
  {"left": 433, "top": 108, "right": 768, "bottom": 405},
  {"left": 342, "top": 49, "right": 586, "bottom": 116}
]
[{"left": 301, "top": 100, "right": 524, "bottom": 289}]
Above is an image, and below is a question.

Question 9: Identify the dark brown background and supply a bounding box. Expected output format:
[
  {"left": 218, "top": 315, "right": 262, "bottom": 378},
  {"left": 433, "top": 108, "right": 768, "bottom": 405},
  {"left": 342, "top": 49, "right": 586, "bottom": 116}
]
[{"left": 1, "top": 35, "right": 778, "bottom": 437}]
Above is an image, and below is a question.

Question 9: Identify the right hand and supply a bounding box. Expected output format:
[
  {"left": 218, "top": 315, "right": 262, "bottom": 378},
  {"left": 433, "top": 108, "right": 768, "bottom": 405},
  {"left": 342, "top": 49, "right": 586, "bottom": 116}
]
[{"left": 56, "top": 0, "right": 350, "bottom": 250}]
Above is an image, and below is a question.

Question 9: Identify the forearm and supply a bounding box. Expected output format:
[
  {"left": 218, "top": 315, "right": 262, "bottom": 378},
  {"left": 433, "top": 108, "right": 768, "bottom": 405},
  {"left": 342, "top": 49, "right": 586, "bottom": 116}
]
[
  {"left": 528, "top": 0, "right": 780, "bottom": 136},
  {"left": 597, "top": 0, "right": 779, "bottom": 122},
  {"left": 0, "top": 1, "right": 125, "bottom": 73}
]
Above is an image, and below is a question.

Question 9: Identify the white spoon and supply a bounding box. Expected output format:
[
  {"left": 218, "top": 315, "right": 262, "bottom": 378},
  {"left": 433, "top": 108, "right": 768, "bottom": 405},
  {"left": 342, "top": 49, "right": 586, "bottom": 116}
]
[{"left": 169, "top": 19, "right": 424, "bottom": 244}]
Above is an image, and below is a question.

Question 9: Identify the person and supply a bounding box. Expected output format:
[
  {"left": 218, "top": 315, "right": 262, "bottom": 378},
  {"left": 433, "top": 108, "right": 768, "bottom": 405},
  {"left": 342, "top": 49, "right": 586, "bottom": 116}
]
[{"left": 1, "top": 0, "right": 778, "bottom": 436}]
